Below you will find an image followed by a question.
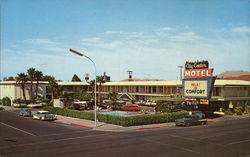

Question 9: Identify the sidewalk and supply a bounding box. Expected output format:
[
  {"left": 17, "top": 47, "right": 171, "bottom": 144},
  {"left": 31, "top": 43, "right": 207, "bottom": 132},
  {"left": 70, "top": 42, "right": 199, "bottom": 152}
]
[{"left": 55, "top": 115, "right": 175, "bottom": 132}]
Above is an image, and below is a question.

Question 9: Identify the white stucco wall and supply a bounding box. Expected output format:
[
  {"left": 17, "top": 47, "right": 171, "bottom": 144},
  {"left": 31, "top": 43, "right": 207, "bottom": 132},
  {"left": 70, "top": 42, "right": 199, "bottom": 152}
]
[
  {"left": 0, "top": 84, "right": 16, "bottom": 100},
  {"left": 0, "top": 81, "right": 47, "bottom": 100}
]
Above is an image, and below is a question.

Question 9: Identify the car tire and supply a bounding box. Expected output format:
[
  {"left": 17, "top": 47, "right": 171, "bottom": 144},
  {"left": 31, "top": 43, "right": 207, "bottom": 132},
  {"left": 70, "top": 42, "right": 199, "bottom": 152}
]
[
  {"left": 185, "top": 123, "right": 190, "bottom": 127},
  {"left": 202, "top": 121, "right": 207, "bottom": 125}
]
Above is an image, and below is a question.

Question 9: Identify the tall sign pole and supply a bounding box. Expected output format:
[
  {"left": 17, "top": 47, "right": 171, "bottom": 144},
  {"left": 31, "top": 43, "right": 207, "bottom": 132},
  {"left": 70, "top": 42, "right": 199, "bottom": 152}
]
[{"left": 177, "top": 66, "right": 183, "bottom": 80}]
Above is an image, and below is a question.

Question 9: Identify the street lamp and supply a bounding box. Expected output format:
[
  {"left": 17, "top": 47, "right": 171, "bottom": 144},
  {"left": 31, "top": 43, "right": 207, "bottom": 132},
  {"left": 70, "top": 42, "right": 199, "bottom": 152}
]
[{"left": 69, "top": 49, "right": 97, "bottom": 127}]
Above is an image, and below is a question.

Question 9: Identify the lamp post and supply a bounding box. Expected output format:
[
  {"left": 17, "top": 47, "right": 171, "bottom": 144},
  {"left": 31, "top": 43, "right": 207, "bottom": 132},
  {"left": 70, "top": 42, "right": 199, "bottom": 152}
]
[
  {"left": 69, "top": 49, "right": 97, "bottom": 127},
  {"left": 177, "top": 66, "right": 183, "bottom": 80}
]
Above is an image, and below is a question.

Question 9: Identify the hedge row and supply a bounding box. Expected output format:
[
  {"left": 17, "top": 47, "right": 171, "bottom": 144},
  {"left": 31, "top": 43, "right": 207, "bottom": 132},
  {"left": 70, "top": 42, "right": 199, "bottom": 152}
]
[
  {"left": 44, "top": 106, "right": 189, "bottom": 127},
  {"left": 0, "top": 97, "right": 11, "bottom": 106}
]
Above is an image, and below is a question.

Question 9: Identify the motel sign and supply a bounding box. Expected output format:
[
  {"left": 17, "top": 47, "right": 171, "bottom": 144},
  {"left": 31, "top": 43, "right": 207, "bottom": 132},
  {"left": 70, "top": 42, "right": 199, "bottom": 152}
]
[
  {"left": 182, "top": 61, "right": 216, "bottom": 100},
  {"left": 184, "top": 68, "right": 213, "bottom": 78}
]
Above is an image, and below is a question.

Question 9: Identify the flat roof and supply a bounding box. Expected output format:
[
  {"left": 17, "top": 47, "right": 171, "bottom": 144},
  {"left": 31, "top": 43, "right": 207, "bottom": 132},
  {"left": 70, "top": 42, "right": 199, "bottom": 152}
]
[
  {"left": 214, "top": 80, "right": 250, "bottom": 86},
  {"left": 57, "top": 82, "right": 89, "bottom": 86},
  {"left": 103, "top": 81, "right": 182, "bottom": 86},
  {"left": 103, "top": 80, "right": 250, "bottom": 86},
  {"left": 0, "top": 81, "right": 49, "bottom": 85},
  {"left": 0, "top": 81, "right": 89, "bottom": 86},
  {"left": 1, "top": 80, "right": 249, "bottom": 86}
]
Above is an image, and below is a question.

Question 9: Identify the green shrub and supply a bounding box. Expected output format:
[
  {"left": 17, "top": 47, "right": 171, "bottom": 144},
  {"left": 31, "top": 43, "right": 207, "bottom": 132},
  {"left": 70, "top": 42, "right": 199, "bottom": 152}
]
[
  {"left": 44, "top": 106, "right": 189, "bottom": 126},
  {"left": 2, "top": 97, "right": 11, "bottom": 106},
  {"left": 0, "top": 99, "right": 2, "bottom": 105},
  {"left": 36, "top": 97, "right": 49, "bottom": 103},
  {"left": 234, "top": 106, "right": 244, "bottom": 115},
  {"left": 244, "top": 105, "right": 250, "bottom": 115},
  {"left": 224, "top": 109, "right": 233, "bottom": 115},
  {"left": 13, "top": 99, "right": 26, "bottom": 104},
  {"left": 108, "top": 101, "right": 120, "bottom": 110},
  {"left": 156, "top": 101, "right": 175, "bottom": 113},
  {"left": 13, "top": 98, "right": 48, "bottom": 105}
]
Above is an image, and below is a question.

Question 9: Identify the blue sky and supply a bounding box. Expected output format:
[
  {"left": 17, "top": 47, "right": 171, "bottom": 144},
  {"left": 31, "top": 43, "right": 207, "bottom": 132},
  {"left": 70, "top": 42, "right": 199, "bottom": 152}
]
[{"left": 1, "top": 0, "right": 249, "bottom": 81}]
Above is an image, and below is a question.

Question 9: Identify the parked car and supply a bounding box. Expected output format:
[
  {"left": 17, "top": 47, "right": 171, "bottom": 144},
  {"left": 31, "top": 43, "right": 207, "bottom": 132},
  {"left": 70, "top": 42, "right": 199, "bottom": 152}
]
[
  {"left": 99, "top": 103, "right": 109, "bottom": 109},
  {"left": 173, "top": 102, "right": 187, "bottom": 111},
  {"left": 71, "top": 101, "right": 93, "bottom": 110},
  {"left": 33, "top": 111, "right": 56, "bottom": 121},
  {"left": 27, "top": 103, "right": 43, "bottom": 108},
  {"left": 19, "top": 108, "right": 32, "bottom": 117},
  {"left": 175, "top": 113, "right": 207, "bottom": 127},
  {"left": 120, "top": 105, "right": 141, "bottom": 111},
  {"left": 12, "top": 103, "right": 27, "bottom": 108}
]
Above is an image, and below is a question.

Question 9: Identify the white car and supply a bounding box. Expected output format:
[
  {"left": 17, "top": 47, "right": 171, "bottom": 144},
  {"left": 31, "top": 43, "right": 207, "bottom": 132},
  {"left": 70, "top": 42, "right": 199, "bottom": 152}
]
[
  {"left": 12, "top": 103, "right": 27, "bottom": 108},
  {"left": 33, "top": 111, "right": 57, "bottom": 121},
  {"left": 27, "top": 103, "right": 43, "bottom": 108}
]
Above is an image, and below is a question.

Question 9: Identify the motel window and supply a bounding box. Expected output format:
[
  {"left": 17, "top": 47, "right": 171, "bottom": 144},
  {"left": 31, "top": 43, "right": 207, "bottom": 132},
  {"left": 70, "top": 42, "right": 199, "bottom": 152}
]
[
  {"left": 213, "top": 87, "right": 220, "bottom": 96},
  {"left": 159, "top": 86, "right": 163, "bottom": 94},
  {"left": 172, "top": 87, "right": 176, "bottom": 94},
  {"left": 165, "top": 87, "right": 171, "bottom": 94},
  {"left": 136, "top": 86, "right": 139, "bottom": 93},
  {"left": 139, "top": 87, "right": 144, "bottom": 93},
  {"left": 152, "top": 86, "right": 157, "bottom": 93}
]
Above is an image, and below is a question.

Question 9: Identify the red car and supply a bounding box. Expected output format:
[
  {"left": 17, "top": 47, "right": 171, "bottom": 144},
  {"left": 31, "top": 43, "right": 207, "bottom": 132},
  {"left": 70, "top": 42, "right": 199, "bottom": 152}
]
[{"left": 120, "top": 106, "right": 140, "bottom": 111}]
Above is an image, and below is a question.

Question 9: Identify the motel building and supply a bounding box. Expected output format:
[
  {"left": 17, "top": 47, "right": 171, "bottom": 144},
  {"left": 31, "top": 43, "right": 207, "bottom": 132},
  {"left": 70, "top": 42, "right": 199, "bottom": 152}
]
[{"left": 0, "top": 79, "right": 249, "bottom": 112}]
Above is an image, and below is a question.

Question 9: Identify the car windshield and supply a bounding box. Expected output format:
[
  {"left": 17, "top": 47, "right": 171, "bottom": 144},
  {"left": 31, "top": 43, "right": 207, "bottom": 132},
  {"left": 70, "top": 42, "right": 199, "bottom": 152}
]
[
  {"left": 38, "top": 112, "right": 49, "bottom": 114},
  {"left": 185, "top": 115, "right": 195, "bottom": 118}
]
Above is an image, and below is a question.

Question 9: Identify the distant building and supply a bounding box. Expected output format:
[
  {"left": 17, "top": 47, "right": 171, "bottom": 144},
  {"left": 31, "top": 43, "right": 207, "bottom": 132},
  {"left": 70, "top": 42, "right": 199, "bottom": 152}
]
[{"left": 217, "top": 70, "right": 250, "bottom": 81}]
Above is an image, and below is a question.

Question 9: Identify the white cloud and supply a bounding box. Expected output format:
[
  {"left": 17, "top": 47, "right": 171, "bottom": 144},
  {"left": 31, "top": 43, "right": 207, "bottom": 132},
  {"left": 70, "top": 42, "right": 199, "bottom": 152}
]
[
  {"left": 127, "top": 32, "right": 144, "bottom": 38},
  {"left": 89, "top": 41, "right": 124, "bottom": 49},
  {"left": 22, "top": 38, "right": 59, "bottom": 46},
  {"left": 1, "top": 48, "right": 15, "bottom": 54},
  {"left": 80, "top": 37, "right": 102, "bottom": 43},
  {"left": 103, "top": 31, "right": 126, "bottom": 35},
  {"left": 159, "top": 27, "right": 176, "bottom": 31},
  {"left": 18, "top": 38, "right": 68, "bottom": 54},
  {"left": 42, "top": 47, "right": 66, "bottom": 52},
  {"left": 171, "top": 32, "right": 201, "bottom": 42},
  {"left": 231, "top": 26, "right": 250, "bottom": 33}
]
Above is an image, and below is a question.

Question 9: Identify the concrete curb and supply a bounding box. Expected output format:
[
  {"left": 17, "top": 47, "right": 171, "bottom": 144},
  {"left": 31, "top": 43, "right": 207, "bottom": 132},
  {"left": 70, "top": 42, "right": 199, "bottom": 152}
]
[{"left": 70, "top": 123, "right": 93, "bottom": 129}]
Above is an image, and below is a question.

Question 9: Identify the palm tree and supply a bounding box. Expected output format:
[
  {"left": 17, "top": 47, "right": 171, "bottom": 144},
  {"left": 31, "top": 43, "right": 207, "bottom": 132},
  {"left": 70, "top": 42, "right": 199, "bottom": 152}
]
[
  {"left": 47, "top": 77, "right": 59, "bottom": 102},
  {"left": 16, "top": 73, "right": 28, "bottom": 100},
  {"left": 108, "top": 91, "right": 118, "bottom": 101},
  {"left": 27, "top": 68, "right": 36, "bottom": 99},
  {"left": 88, "top": 80, "right": 95, "bottom": 100},
  {"left": 96, "top": 75, "right": 105, "bottom": 106},
  {"left": 34, "top": 70, "right": 43, "bottom": 98}
]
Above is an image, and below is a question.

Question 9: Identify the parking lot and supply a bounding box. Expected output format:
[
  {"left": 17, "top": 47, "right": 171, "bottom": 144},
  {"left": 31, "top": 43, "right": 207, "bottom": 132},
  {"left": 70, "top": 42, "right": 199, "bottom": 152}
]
[{"left": 0, "top": 107, "right": 249, "bottom": 157}]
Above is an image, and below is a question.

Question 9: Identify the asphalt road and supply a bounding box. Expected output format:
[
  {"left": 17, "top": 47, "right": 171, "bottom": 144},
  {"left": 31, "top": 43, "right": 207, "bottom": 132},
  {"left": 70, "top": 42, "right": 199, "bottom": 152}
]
[{"left": 0, "top": 109, "right": 249, "bottom": 157}]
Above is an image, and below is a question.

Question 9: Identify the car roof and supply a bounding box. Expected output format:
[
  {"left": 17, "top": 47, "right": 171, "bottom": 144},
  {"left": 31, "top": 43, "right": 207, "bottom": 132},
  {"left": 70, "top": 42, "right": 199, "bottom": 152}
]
[
  {"left": 193, "top": 113, "right": 204, "bottom": 115},
  {"left": 21, "top": 108, "right": 30, "bottom": 110},
  {"left": 37, "top": 111, "right": 49, "bottom": 113}
]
